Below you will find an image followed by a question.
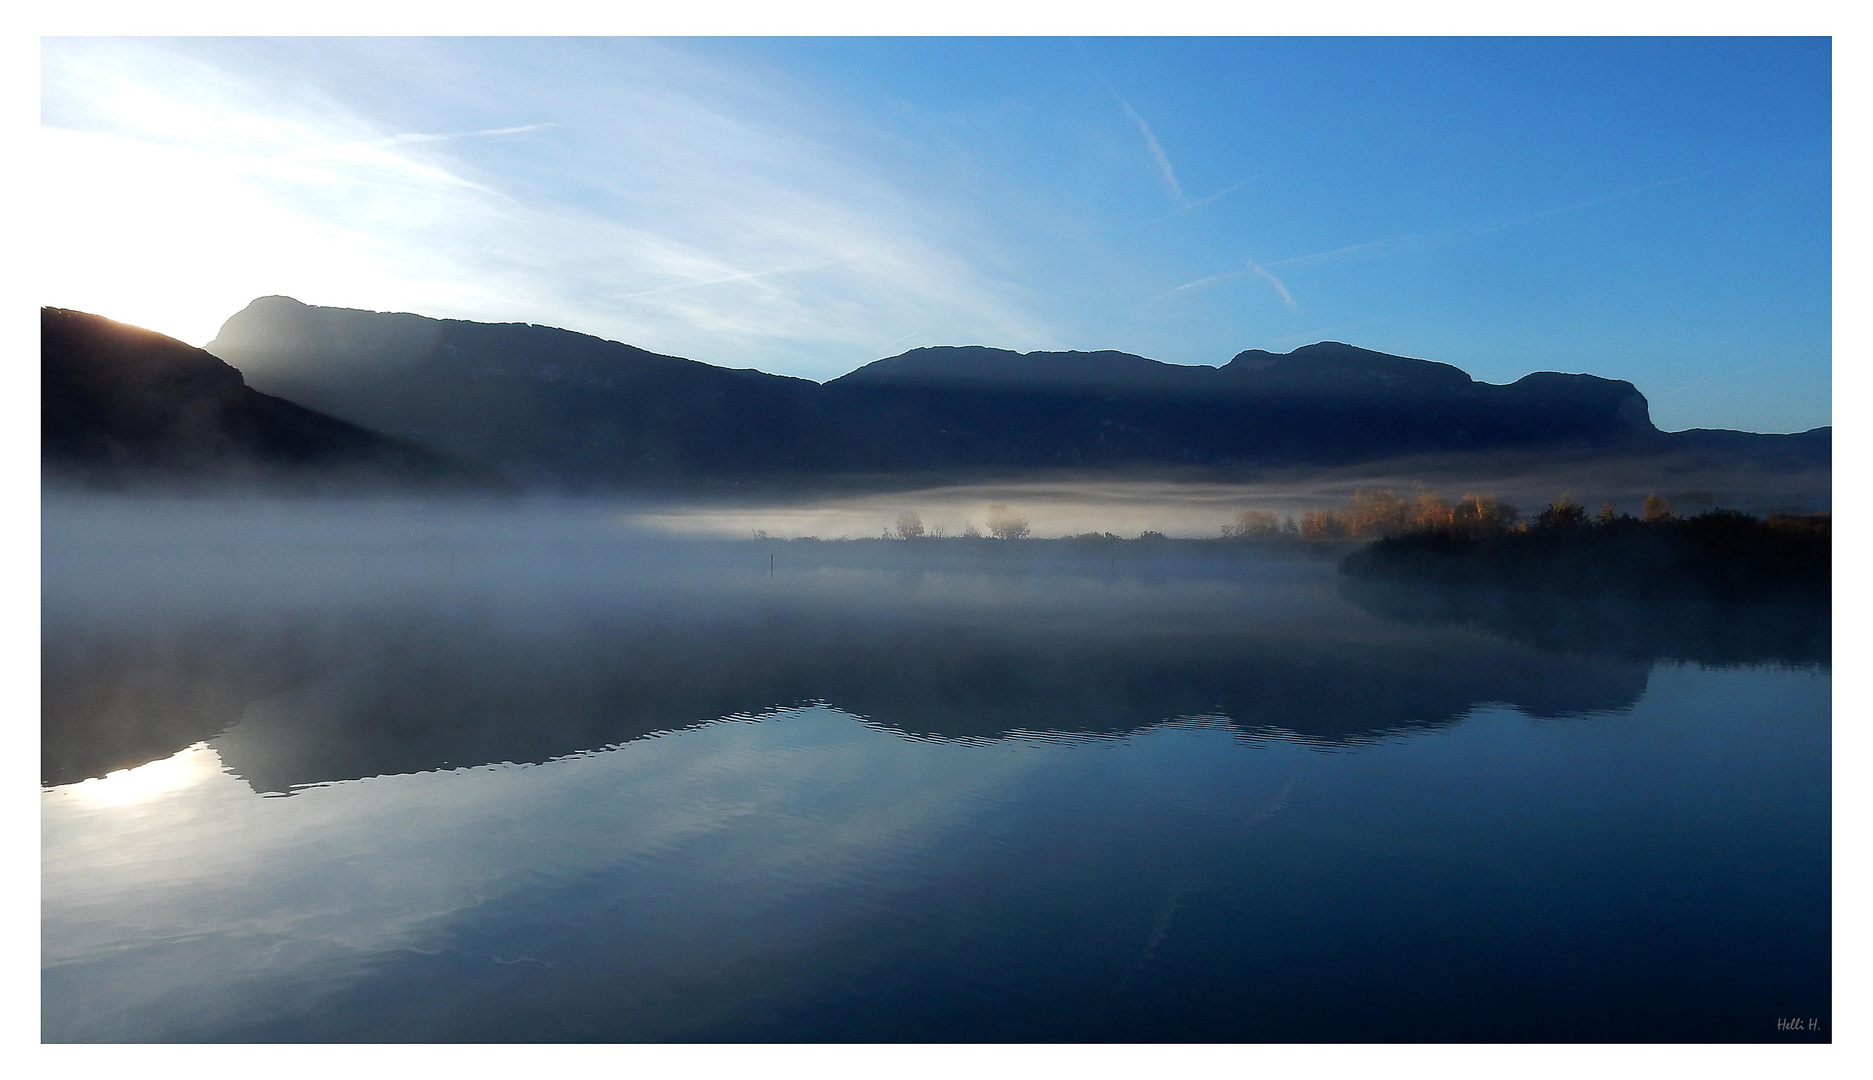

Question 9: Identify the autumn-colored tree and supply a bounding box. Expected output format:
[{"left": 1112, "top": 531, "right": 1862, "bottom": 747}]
[
  {"left": 1409, "top": 487, "right": 1454, "bottom": 531},
  {"left": 1336, "top": 488, "right": 1410, "bottom": 536},
  {"left": 1597, "top": 502, "right": 1617, "bottom": 525},
  {"left": 1295, "top": 486, "right": 1524, "bottom": 540},
  {"left": 1641, "top": 493, "right": 1673, "bottom": 522}
]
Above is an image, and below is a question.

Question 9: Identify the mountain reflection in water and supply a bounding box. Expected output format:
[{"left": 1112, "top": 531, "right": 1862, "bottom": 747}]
[
  {"left": 41, "top": 498, "right": 1831, "bottom": 1042},
  {"left": 45, "top": 551, "right": 1661, "bottom": 791}
]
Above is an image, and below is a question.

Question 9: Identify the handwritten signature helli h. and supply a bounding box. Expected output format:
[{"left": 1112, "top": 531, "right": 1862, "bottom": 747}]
[{"left": 1777, "top": 1017, "right": 1821, "bottom": 1033}]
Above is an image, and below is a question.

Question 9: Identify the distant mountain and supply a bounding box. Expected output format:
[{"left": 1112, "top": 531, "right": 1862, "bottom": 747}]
[
  {"left": 42, "top": 307, "right": 493, "bottom": 491},
  {"left": 821, "top": 342, "right": 1662, "bottom": 471},
  {"left": 203, "top": 296, "right": 1828, "bottom": 489}
]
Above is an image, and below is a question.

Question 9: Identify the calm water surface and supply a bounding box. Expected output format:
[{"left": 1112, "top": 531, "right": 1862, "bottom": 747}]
[{"left": 41, "top": 499, "right": 1831, "bottom": 1042}]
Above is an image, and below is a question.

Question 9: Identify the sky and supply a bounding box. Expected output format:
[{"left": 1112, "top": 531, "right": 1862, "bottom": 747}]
[{"left": 39, "top": 36, "right": 1831, "bottom": 432}]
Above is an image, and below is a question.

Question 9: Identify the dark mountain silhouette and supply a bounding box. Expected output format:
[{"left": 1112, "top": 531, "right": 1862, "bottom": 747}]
[
  {"left": 203, "top": 296, "right": 832, "bottom": 488},
  {"left": 820, "top": 342, "right": 1663, "bottom": 471},
  {"left": 203, "top": 296, "right": 1828, "bottom": 489},
  {"left": 42, "top": 307, "right": 494, "bottom": 491}
]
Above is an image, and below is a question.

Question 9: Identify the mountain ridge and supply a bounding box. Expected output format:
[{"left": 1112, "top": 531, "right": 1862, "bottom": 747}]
[{"left": 184, "top": 295, "right": 1832, "bottom": 490}]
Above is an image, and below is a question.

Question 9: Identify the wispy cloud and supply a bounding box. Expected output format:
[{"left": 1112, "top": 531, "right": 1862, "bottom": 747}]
[
  {"left": 38, "top": 39, "right": 1057, "bottom": 376},
  {"left": 1116, "top": 96, "right": 1186, "bottom": 209}
]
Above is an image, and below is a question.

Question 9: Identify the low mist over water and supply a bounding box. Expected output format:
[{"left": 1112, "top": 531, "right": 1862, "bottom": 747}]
[
  {"left": 38, "top": 31, "right": 1836, "bottom": 1050},
  {"left": 43, "top": 494, "right": 1830, "bottom": 1042},
  {"left": 624, "top": 466, "right": 1831, "bottom": 542}
]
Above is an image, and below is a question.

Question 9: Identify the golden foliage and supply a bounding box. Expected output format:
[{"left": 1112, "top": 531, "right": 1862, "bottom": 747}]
[{"left": 1275, "top": 487, "right": 1522, "bottom": 541}]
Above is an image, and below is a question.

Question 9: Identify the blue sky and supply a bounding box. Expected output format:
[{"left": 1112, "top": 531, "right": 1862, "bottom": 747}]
[{"left": 40, "top": 36, "right": 1830, "bottom": 432}]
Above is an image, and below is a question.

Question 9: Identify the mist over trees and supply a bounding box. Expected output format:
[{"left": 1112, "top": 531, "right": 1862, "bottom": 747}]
[
  {"left": 984, "top": 504, "right": 1031, "bottom": 540},
  {"left": 1228, "top": 488, "right": 1522, "bottom": 542}
]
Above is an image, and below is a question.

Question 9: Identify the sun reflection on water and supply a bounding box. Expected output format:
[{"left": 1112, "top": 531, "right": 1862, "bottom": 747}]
[{"left": 57, "top": 743, "right": 226, "bottom": 808}]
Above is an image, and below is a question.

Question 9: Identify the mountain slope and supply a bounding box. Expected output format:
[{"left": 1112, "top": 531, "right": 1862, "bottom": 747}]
[
  {"left": 206, "top": 295, "right": 835, "bottom": 488},
  {"left": 43, "top": 307, "right": 490, "bottom": 490}
]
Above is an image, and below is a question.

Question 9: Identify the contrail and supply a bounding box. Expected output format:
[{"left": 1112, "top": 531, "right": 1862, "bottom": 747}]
[
  {"left": 1266, "top": 233, "right": 1426, "bottom": 269},
  {"left": 1117, "top": 97, "right": 1186, "bottom": 208},
  {"left": 615, "top": 255, "right": 855, "bottom": 300},
  {"left": 1470, "top": 165, "right": 1730, "bottom": 239},
  {"left": 376, "top": 122, "right": 558, "bottom": 146},
  {"left": 1145, "top": 268, "right": 1245, "bottom": 304},
  {"left": 1259, "top": 165, "right": 1730, "bottom": 273},
  {"left": 1248, "top": 261, "right": 1296, "bottom": 310}
]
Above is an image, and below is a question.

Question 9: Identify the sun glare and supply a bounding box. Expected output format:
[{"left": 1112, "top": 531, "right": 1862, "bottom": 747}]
[{"left": 61, "top": 743, "right": 226, "bottom": 809}]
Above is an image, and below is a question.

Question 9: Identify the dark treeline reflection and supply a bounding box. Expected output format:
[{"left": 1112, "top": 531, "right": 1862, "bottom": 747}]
[
  {"left": 42, "top": 498, "right": 1666, "bottom": 790},
  {"left": 1340, "top": 577, "right": 1829, "bottom": 668}
]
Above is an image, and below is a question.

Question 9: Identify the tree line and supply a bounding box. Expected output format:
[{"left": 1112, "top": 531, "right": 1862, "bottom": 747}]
[{"left": 1337, "top": 492, "right": 1829, "bottom": 603}]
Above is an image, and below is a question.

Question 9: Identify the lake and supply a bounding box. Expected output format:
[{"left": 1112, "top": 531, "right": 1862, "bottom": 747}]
[{"left": 41, "top": 497, "right": 1832, "bottom": 1042}]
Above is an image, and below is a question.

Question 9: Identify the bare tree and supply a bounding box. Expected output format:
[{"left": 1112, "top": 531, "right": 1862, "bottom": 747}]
[
  {"left": 895, "top": 510, "right": 925, "bottom": 539},
  {"left": 1299, "top": 508, "right": 1345, "bottom": 540},
  {"left": 1226, "top": 509, "right": 1279, "bottom": 538},
  {"left": 985, "top": 504, "right": 1031, "bottom": 540}
]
